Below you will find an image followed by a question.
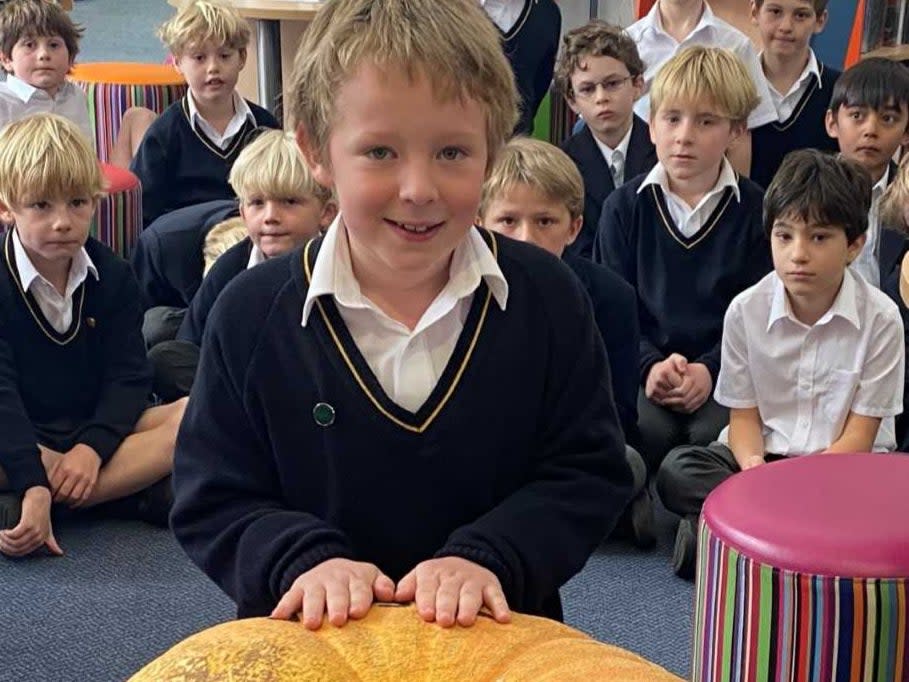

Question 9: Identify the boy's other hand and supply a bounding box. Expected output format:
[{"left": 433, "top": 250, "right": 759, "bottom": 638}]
[
  {"left": 645, "top": 354, "right": 687, "bottom": 402},
  {"left": 271, "top": 558, "right": 395, "bottom": 629},
  {"left": 394, "top": 556, "right": 511, "bottom": 628},
  {"left": 49, "top": 444, "right": 101, "bottom": 507},
  {"left": 663, "top": 362, "right": 712, "bottom": 414},
  {"left": 0, "top": 486, "right": 63, "bottom": 557}
]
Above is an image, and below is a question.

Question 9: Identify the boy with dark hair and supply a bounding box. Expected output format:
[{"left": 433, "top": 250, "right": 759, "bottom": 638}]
[
  {"left": 749, "top": 0, "right": 840, "bottom": 189},
  {"left": 595, "top": 46, "right": 772, "bottom": 476},
  {"left": 130, "top": 0, "right": 279, "bottom": 228},
  {"left": 479, "top": 136, "right": 655, "bottom": 547},
  {"left": 0, "top": 114, "right": 186, "bottom": 554},
  {"left": 826, "top": 57, "right": 909, "bottom": 289},
  {"left": 0, "top": 0, "right": 91, "bottom": 144},
  {"left": 171, "top": 0, "right": 632, "bottom": 629},
  {"left": 556, "top": 21, "right": 656, "bottom": 259},
  {"left": 658, "top": 149, "right": 904, "bottom": 578}
]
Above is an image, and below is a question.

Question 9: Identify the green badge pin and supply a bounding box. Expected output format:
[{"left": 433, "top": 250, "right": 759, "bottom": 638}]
[{"left": 313, "top": 402, "right": 335, "bottom": 427}]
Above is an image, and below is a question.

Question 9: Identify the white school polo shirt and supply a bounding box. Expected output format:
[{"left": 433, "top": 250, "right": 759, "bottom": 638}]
[
  {"left": 715, "top": 269, "right": 904, "bottom": 454},
  {"left": 627, "top": 1, "right": 777, "bottom": 129},
  {"left": 0, "top": 75, "right": 93, "bottom": 148},
  {"left": 302, "top": 217, "right": 509, "bottom": 413},
  {"left": 850, "top": 167, "right": 889, "bottom": 289}
]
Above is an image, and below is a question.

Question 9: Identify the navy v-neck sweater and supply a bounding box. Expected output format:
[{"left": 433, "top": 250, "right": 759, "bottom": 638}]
[
  {"left": 594, "top": 175, "right": 772, "bottom": 384},
  {"left": 0, "top": 232, "right": 151, "bottom": 492},
  {"left": 171, "top": 230, "right": 633, "bottom": 620}
]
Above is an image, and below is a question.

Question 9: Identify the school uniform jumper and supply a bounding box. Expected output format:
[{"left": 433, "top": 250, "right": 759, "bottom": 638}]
[
  {"left": 130, "top": 97, "right": 278, "bottom": 228},
  {"left": 0, "top": 231, "right": 151, "bottom": 492},
  {"left": 561, "top": 116, "right": 657, "bottom": 259},
  {"left": 171, "top": 230, "right": 633, "bottom": 620},
  {"left": 750, "top": 63, "right": 841, "bottom": 190}
]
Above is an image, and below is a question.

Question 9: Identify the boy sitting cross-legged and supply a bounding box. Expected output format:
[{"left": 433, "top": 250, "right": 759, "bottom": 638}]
[
  {"left": 0, "top": 114, "right": 187, "bottom": 556},
  {"left": 478, "top": 136, "right": 656, "bottom": 548},
  {"left": 130, "top": 0, "right": 279, "bottom": 228},
  {"left": 658, "top": 149, "right": 905, "bottom": 578},
  {"left": 594, "top": 46, "right": 773, "bottom": 477},
  {"left": 171, "top": 0, "right": 633, "bottom": 628},
  {"left": 556, "top": 21, "right": 656, "bottom": 259},
  {"left": 749, "top": 0, "right": 839, "bottom": 189},
  {"left": 0, "top": 0, "right": 92, "bottom": 144},
  {"left": 147, "top": 129, "right": 337, "bottom": 401}
]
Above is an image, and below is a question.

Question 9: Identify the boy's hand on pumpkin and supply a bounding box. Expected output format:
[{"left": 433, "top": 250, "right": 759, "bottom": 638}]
[
  {"left": 271, "top": 558, "right": 395, "bottom": 629},
  {"left": 395, "top": 556, "right": 511, "bottom": 627}
]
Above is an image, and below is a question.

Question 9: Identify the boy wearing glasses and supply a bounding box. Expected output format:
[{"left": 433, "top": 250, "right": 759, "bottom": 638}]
[{"left": 557, "top": 21, "right": 656, "bottom": 259}]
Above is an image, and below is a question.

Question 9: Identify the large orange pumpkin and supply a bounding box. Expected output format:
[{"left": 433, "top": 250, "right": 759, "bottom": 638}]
[{"left": 130, "top": 604, "right": 682, "bottom": 681}]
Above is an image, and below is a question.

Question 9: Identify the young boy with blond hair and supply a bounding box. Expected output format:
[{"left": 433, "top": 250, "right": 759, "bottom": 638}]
[
  {"left": 171, "top": 0, "right": 633, "bottom": 627},
  {"left": 555, "top": 21, "right": 656, "bottom": 259},
  {"left": 749, "top": 0, "right": 839, "bottom": 189},
  {"left": 130, "top": 0, "right": 279, "bottom": 228},
  {"left": 0, "top": 114, "right": 186, "bottom": 555},
  {"left": 595, "top": 46, "right": 772, "bottom": 477},
  {"left": 659, "top": 150, "right": 904, "bottom": 578},
  {"left": 0, "top": 0, "right": 92, "bottom": 144},
  {"left": 479, "top": 136, "right": 655, "bottom": 547}
]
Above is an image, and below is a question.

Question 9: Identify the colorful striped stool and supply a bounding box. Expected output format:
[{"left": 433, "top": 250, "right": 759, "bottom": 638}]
[
  {"left": 693, "top": 454, "right": 909, "bottom": 682},
  {"left": 68, "top": 62, "right": 187, "bottom": 162},
  {"left": 97, "top": 162, "right": 142, "bottom": 258}
]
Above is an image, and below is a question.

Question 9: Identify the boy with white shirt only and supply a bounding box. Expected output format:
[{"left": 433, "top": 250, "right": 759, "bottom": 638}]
[
  {"left": 627, "top": 0, "right": 778, "bottom": 175},
  {"left": 594, "top": 46, "right": 772, "bottom": 477},
  {"left": 657, "top": 149, "right": 905, "bottom": 579},
  {"left": 170, "top": 0, "right": 632, "bottom": 628},
  {"left": 0, "top": 115, "right": 187, "bottom": 555},
  {"left": 0, "top": 0, "right": 92, "bottom": 145},
  {"left": 749, "top": 0, "right": 839, "bottom": 189},
  {"left": 130, "top": 0, "right": 279, "bottom": 228}
]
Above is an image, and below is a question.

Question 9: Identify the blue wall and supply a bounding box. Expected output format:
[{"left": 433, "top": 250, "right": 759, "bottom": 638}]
[{"left": 813, "top": 1, "right": 860, "bottom": 69}]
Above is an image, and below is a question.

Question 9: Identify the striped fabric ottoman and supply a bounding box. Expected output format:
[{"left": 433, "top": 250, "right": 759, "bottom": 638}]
[
  {"left": 96, "top": 162, "right": 142, "bottom": 258},
  {"left": 69, "top": 62, "right": 187, "bottom": 163},
  {"left": 693, "top": 454, "right": 908, "bottom": 682}
]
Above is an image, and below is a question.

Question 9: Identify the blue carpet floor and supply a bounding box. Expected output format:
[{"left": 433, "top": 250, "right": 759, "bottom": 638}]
[{"left": 0, "top": 503, "right": 692, "bottom": 681}]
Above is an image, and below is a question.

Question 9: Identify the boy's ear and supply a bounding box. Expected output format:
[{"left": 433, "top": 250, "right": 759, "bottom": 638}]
[
  {"left": 815, "top": 10, "right": 829, "bottom": 33},
  {"left": 0, "top": 202, "right": 14, "bottom": 225},
  {"left": 0, "top": 53, "right": 13, "bottom": 73},
  {"left": 238, "top": 47, "right": 247, "bottom": 70},
  {"left": 750, "top": 0, "right": 759, "bottom": 24},
  {"left": 825, "top": 109, "right": 839, "bottom": 139},
  {"left": 847, "top": 233, "right": 867, "bottom": 263},
  {"left": 729, "top": 119, "right": 747, "bottom": 143},
  {"left": 319, "top": 199, "right": 338, "bottom": 227},
  {"left": 295, "top": 124, "right": 333, "bottom": 189},
  {"left": 631, "top": 75, "right": 644, "bottom": 103},
  {"left": 566, "top": 215, "right": 583, "bottom": 245}
]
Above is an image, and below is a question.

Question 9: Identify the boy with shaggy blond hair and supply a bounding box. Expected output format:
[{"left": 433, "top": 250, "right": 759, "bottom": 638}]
[
  {"left": 172, "top": 0, "right": 632, "bottom": 628},
  {"left": 595, "top": 46, "right": 772, "bottom": 489},
  {"left": 0, "top": 115, "right": 186, "bottom": 555},
  {"left": 130, "top": 0, "right": 278, "bottom": 228}
]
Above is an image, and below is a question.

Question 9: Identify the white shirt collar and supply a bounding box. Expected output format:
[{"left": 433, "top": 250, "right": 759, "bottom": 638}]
[
  {"left": 643, "top": 0, "right": 719, "bottom": 40},
  {"left": 302, "top": 215, "right": 508, "bottom": 326},
  {"left": 593, "top": 121, "right": 634, "bottom": 167},
  {"left": 477, "top": 0, "right": 524, "bottom": 32},
  {"left": 12, "top": 227, "right": 98, "bottom": 293},
  {"left": 874, "top": 166, "right": 890, "bottom": 196},
  {"left": 246, "top": 243, "right": 266, "bottom": 269},
  {"left": 637, "top": 156, "right": 740, "bottom": 203},
  {"left": 186, "top": 90, "right": 255, "bottom": 146},
  {"left": 3, "top": 74, "right": 73, "bottom": 103},
  {"left": 762, "top": 49, "right": 822, "bottom": 97},
  {"left": 768, "top": 267, "right": 860, "bottom": 331}
]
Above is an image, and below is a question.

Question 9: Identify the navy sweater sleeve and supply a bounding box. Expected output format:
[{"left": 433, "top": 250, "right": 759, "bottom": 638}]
[
  {"left": 177, "top": 238, "right": 251, "bottom": 346},
  {"left": 74, "top": 256, "right": 152, "bottom": 462},
  {"left": 172, "top": 263, "right": 356, "bottom": 610},
  {"left": 130, "top": 120, "right": 169, "bottom": 229}
]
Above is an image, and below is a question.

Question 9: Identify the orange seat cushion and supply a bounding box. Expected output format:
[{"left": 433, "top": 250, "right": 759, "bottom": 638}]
[{"left": 70, "top": 62, "right": 186, "bottom": 87}]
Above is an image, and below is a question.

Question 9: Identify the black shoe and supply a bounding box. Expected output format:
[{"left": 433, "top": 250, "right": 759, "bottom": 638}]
[
  {"left": 135, "top": 475, "right": 174, "bottom": 528},
  {"left": 671, "top": 515, "right": 698, "bottom": 580},
  {"left": 0, "top": 492, "right": 22, "bottom": 530},
  {"left": 627, "top": 488, "right": 657, "bottom": 549}
]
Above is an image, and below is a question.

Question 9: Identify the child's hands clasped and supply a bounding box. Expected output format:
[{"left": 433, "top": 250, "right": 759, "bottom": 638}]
[
  {"left": 0, "top": 486, "right": 63, "bottom": 557},
  {"left": 274, "top": 556, "right": 510, "bottom": 630},
  {"left": 48, "top": 444, "right": 102, "bottom": 507},
  {"left": 394, "top": 556, "right": 511, "bottom": 628},
  {"left": 645, "top": 354, "right": 686, "bottom": 402},
  {"left": 662, "top": 361, "right": 712, "bottom": 414}
]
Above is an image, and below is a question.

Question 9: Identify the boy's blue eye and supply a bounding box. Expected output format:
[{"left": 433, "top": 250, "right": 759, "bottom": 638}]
[
  {"left": 366, "top": 147, "right": 392, "bottom": 160},
  {"left": 440, "top": 147, "right": 465, "bottom": 161}
]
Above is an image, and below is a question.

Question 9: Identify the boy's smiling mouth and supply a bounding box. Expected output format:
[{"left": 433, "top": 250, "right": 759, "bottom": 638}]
[{"left": 385, "top": 219, "right": 444, "bottom": 235}]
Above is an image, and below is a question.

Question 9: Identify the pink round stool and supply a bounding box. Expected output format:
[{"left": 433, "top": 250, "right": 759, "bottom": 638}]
[
  {"left": 693, "top": 454, "right": 909, "bottom": 682},
  {"left": 97, "top": 162, "right": 142, "bottom": 257}
]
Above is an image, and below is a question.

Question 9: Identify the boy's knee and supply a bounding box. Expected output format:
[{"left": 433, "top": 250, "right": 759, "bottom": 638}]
[{"left": 655, "top": 447, "right": 690, "bottom": 511}]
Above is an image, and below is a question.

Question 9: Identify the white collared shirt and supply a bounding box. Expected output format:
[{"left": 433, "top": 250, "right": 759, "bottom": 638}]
[
  {"left": 302, "top": 217, "right": 509, "bottom": 412},
  {"left": 593, "top": 123, "right": 633, "bottom": 187},
  {"left": 12, "top": 228, "right": 98, "bottom": 334},
  {"left": 628, "top": 1, "right": 777, "bottom": 129},
  {"left": 0, "top": 75, "right": 94, "bottom": 149},
  {"left": 850, "top": 167, "right": 889, "bottom": 289},
  {"left": 186, "top": 90, "right": 255, "bottom": 150},
  {"left": 478, "top": 0, "right": 524, "bottom": 32},
  {"left": 764, "top": 49, "right": 821, "bottom": 122},
  {"left": 715, "top": 270, "right": 903, "bottom": 454},
  {"left": 246, "top": 243, "right": 266, "bottom": 269},
  {"left": 638, "top": 157, "right": 740, "bottom": 238}
]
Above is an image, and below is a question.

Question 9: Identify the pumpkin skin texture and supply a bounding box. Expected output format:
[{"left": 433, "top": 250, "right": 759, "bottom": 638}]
[{"left": 130, "top": 604, "right": 682, "bottom": 681}]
